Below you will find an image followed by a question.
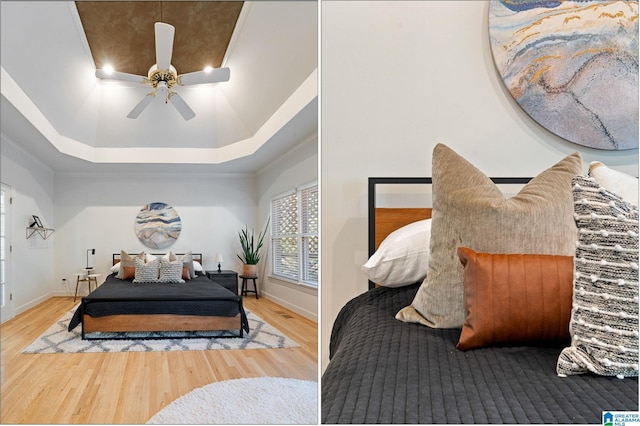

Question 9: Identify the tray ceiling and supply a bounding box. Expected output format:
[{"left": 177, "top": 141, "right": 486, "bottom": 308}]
[
  {"left": 76, "top": 1, "right": 243, "bottom": 76},
  {"left": 0, "top": 1, "right": 318, "bottom": 173}
]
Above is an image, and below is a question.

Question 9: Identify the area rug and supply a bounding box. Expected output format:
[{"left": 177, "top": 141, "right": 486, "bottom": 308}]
[
  {"left": 146, "top": 377, "right": 318, "bottom": 425},
  {"left": 22, "top": 307, "right": 299, "bottom": 353}
]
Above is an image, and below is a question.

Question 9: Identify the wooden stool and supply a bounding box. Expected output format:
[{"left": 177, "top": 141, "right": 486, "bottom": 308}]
[
  {"left": 73, "top": 272, "right": 101, "bottom": 302},
  {"left": 240, "top": 275, "right": 258, "bottom": 299}
]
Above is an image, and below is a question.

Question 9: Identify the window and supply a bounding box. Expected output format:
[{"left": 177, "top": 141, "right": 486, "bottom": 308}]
[{"left": 271, "top": 183, "right": 318, "bottom": 287}]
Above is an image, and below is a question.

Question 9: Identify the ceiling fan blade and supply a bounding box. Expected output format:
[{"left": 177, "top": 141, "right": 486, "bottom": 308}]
[
  {"left": 127, "top": 93, "right": 155, "bottom": 119},
  {"left": 96, "top": 69, "right": 147, "bottom": 84},
  {"left": 169, "top": 92, "right": 196, "bottom": 121},
  {"left": 155, "top": 22, "right": 175, "bottom": 70},
  {"left": 178, "top": 68, "right": 231, "bottom": 86}
]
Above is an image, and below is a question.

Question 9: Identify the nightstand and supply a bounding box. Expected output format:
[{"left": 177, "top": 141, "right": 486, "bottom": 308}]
[
  {"left": 73, "top": 272, "right": 101, "bottom": 302},
  {"left": 206, "top": 270, "right": 238, "bottom": 295}
]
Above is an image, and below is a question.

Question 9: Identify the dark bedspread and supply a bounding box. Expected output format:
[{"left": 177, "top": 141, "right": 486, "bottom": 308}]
[
  {"left": 321, "top": 283, "right": 638, "bottom": 424},
  {"left": 68, "top": 273, "right": 249, "bottom": 333}
]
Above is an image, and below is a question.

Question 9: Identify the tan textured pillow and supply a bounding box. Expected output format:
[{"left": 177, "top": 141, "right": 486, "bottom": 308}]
[
  {"left": 456, "top": 247, "right": 574, "bottom": 351},
  {"left": 116, "top": 251, "right": 145, "bottom": 279},
  {"left": 396, "top": 143, "right": 582, "bottom": 328}
]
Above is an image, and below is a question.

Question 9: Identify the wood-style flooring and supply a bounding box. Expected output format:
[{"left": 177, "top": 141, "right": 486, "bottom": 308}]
[{"left": 1, "top": 296, "right": 318, "bottom": 424}]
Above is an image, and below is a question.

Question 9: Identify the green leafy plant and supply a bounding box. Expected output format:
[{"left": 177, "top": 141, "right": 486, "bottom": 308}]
[{"left": 237, "top": 219, "right": 270, "bottom": 265}]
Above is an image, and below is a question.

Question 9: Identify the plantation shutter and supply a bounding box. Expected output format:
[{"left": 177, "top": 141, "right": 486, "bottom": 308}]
[
  {"left": 270, "top": 183, "right": 318, "bottom": 286},
  {"left": 271, "top": 191, "right": 299, "bottom": 280},
  {"left": 300, "top": 185, "right": 318, "bottom": 284}
]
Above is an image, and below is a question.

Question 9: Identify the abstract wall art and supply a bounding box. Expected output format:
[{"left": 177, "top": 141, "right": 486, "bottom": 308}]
[
  {"left": 489, "top": 0, "right": 638, "bottom": 150},
  {"left": 135, "top": 202, "right": 182, "bottom": 249}
]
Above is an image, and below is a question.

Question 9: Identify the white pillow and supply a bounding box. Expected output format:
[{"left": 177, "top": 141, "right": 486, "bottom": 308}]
[
  {"left": 361, "top": 219, "right": 431, "bottom": 287},
  {"left": 589, "top": 161, "right": 638, "bottom": 207},
  {"left": 146, "top": 252, "right": 170, "bottom": 263},
  {"left": 110, "top": 263, "right": 120, "bottom": 273},
  {"left": 193, "top": 260, "right": 204, "bottom": 272}
]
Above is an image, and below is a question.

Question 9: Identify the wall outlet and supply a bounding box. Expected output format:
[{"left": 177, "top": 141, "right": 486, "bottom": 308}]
[{"left": 62, "top": 278, "right": 67, "bottom": 285}]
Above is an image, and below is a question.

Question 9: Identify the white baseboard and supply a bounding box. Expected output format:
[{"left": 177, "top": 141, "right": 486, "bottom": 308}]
[
  {"left": 51, "top": 289, "right": 75, "bottom": 298},
  {"left": 260, "top": 291, "right": 317, "bottom": 322},
  {"left": 15, "top": 293, "right": 51, "bottom": 316},
  {"left": 14, "top": 289, "right": 76, "bottom": 317}
]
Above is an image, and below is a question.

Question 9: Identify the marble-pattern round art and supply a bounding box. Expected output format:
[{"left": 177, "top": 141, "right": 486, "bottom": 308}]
[
  {"left": 489, "top": 0, "right": 638, "bottom": 150},
  {"left": 135, "top": 202, "right": 181, "bottom": 249}
]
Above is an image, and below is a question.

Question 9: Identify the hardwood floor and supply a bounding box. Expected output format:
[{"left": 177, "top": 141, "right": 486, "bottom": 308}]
[{"left": 1, "top": 296, "right": 318, "bottom": 424}]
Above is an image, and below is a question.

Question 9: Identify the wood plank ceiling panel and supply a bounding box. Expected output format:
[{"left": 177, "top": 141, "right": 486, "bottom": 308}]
[{"left": 76, "top": 1, "right": 243, "bottom": 76}]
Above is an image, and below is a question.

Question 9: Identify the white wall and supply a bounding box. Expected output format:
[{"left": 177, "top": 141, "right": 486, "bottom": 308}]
[
  {"left": 1, "top": 130, "right": 318, "bottom": 322},
  {"left": 256, "top": 134, "right": 318, "bottom": 321},
  {"left": 53, "top": 172, "right": 256, "bottom": 297},
  {"left": 1, "top": 136, "right": 56, "bottom": 315},
  {"left": 320, "top": 1, "right": 639, "bottom": 371}
]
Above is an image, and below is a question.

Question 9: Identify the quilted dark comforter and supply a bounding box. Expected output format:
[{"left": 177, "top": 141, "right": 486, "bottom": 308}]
[{"left": 321, "top": 283, "right": 638, "bottom": 424}]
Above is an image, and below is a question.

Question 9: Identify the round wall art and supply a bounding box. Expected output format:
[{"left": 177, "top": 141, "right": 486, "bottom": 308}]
[
  {"left": 488, "top": 0, "right": 638, "bottom": 150},
  {"left": 135, "top": 202, "right": 182, "bottom": 249}
]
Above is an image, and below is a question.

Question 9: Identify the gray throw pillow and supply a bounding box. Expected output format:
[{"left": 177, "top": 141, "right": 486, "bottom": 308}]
[
  {"left": 158, "top": 258, "right": 186, "bottom": 283},
  {"left": 557, "top": 175, "right": 638, "bottom": 378},
  {"left": 133, "top": 258, "right": 160, "bottom": 283}
]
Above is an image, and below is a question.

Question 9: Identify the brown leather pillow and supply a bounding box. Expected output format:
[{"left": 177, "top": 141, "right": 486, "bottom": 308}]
[
  {"left": 182, "top": 266, "right": 190, "bottom": 281},
  {"left": 121, "top": 266, "right": 135, "bottom": 280},
  {"left": 456, "top": 247, "right": 574, "bottom": 351}
]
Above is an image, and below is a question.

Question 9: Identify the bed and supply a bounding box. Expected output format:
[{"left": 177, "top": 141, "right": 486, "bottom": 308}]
[
  {"left": 321, "top": 145, "right": 639, "bottom": 423},
  {"left": 68, "top": 252, "right": 249, "bottom": 340}
]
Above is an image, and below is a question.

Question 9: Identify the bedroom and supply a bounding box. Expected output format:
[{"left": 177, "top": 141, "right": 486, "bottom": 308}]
[
  {"left": 321, "top": 0, "right": 638, "bottom": 423},
  {"left": 1, "top": 1, "right": 317, "bottom": 424}
]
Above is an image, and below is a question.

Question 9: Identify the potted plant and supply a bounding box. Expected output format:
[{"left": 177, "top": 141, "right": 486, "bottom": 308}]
[{"left": 237, "top": 219, "right": 269, "bottom": 277}]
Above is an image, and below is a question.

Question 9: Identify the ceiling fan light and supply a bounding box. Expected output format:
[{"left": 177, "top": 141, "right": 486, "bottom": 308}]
[
  {"left": 103, "top": 64, "right": 114, "bottom": 74},
  {"left": 203, "top": 66, "right": 213, "bottom": 73}
]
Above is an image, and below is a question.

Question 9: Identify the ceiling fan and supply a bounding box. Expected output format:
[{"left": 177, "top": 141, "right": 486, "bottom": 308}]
[{"left": 95, "top": 22, "right": 230, "bottom": 121}]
